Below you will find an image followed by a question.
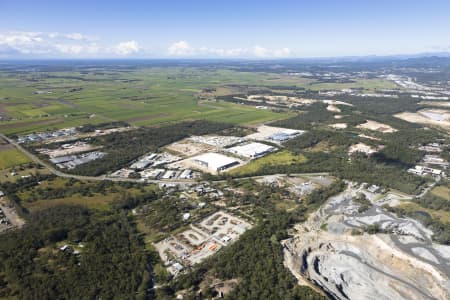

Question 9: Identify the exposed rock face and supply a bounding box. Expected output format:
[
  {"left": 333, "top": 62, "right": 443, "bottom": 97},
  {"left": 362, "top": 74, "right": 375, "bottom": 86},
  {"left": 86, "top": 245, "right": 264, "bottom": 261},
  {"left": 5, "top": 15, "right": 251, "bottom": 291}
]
[
  {"left": 285, "top": 233, "right": 449, "bottom": 300},
  {"left": 283, "top": 183, "right": 450, "bottom": 300}
]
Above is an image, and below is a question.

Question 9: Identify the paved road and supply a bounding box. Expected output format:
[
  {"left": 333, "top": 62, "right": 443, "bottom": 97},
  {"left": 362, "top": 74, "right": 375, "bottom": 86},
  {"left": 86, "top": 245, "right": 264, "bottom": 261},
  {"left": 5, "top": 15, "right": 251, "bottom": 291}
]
[
  {"left": 416, "top": 180, "right": 439, "bottom": 198},
  {"left": 1, "top": 133, "right": 329, "bottom": 185},
  {"left": 0, "top": 133, "right": 195, "bottom": 184}
]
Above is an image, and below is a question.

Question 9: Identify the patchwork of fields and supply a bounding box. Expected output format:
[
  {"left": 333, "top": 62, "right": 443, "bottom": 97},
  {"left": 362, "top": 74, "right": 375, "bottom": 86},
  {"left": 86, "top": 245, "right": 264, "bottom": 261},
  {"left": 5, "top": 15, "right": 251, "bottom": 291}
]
[
  {"left": 0, "top": 66, "right": 395, "bottom": 135},
  {"left": 0, "top": 68, "right": 289, "bottom": 135}
]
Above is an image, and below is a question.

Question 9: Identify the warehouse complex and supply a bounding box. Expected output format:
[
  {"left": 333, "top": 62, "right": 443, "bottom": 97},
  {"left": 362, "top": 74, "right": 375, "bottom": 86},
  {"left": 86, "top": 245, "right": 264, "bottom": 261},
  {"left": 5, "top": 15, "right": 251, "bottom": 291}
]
[
  {"left": 192, "top": 152, "right": 240, "bottom": 172},
  {"left": 40, "top": 123, "right": 302, "bottom": 179},
  {"left": 228, "top": 142, "right": 275, "bottom": 158},
  {"left": 245, "top": 125, "right": 305, "bottom": 143}
]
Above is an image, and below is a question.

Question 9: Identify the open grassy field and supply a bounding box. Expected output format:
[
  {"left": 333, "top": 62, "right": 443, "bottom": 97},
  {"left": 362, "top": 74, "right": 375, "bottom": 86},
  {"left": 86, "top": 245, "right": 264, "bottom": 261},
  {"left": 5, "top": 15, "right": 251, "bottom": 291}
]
[
  {"left": 0, "top": 166, "right": 50, "bottom": 182},
  {"left": 229, "top": 150, "right": 307, "bottom": 176},
  {"left": 13, "top": 175, "right": 158, "bottom": 212},
  {"left": 430, "top": 186, "right": 450, "bottom": 201},
  {"left": 22, "top": 194, "right": 114, "bottom": 211},
  {"left": 398, "top": 201, "right": 450, "bottom": 223},
  {"left": 0, "top": 147, "right": 31, "bottom": 169}
]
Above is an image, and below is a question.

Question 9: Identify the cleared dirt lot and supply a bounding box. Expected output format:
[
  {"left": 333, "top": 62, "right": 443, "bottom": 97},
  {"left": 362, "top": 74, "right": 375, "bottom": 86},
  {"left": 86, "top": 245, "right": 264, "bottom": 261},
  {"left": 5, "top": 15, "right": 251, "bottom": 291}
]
[
  {"left": 419, "top": 101, "right": 450, "bottom": 108},
  {"left": 357, "top": 120, "right": 397, "bottom": 133},
  {"left": 0, "top": 198, "right": 25, "bottom": 232},
  {"left": 165, "top": 139, "right": 215, "bottom": 157},
  {"left": 329, "top": 123, "right": 347, "bottom": 129},
  {"left": 348, "top": 143, "right": 378, "bottom": 155},
  {"left": 38, "top": 142, "right": 100, "bottom": 158},
  {"left": 326, "top": 104, "right": 341, "bottom": 113},
  {"left": 395, "top": 109, "right": 450, "bottom": 130},
  {"left": 245, "top": 125, "right": 304, "bottom": 142}
]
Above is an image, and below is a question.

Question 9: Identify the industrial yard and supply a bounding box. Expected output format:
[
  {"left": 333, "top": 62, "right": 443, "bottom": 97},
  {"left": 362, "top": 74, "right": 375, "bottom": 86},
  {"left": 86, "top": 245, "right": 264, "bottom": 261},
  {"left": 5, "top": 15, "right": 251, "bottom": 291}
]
[
  {"left": 154, "top": 211, "right": 252, "bottom": 275},
  {"left": 0, "top": 195, "right": 25, "bottom": 233},
  {"left": 15, "top": 123, "right": 306, "bottom": 178}
]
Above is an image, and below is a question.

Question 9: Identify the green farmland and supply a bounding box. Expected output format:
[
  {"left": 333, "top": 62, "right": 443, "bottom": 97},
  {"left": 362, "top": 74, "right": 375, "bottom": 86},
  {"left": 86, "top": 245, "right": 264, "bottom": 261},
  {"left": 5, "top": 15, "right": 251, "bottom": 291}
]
[
  {"left": 0, "top": 67, "right": 298, "bottom": 135},
  {"left": 0, "top": 66, "right": 396, "bottom": 135}
]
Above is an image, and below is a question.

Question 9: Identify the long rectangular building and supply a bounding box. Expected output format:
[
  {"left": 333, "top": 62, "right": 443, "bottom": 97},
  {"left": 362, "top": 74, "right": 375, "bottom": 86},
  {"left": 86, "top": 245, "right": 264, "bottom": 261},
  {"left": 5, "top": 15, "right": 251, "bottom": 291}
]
[
  {"left": 192, "top": 152, "right": 239, "bottom": 171},
  {"left": 228, "top": 142, "right": 275, "bottom": 158}
]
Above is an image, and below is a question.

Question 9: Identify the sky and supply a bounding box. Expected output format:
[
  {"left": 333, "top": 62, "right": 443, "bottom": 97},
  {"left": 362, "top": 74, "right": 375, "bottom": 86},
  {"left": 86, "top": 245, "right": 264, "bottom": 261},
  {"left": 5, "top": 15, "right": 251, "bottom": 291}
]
[{"left": 1, "top": 0, "right": 450, "bottom": 59}]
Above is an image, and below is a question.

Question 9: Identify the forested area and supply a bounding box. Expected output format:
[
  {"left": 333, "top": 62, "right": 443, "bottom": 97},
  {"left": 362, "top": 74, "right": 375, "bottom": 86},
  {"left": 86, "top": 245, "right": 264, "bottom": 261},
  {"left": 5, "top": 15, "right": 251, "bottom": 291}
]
[
  {"left": 154, "top": 181, "right": 346, "bottom": 300},
  {"left": 272, "top": 103, "right": 335, "bottom": 130},
  {"left": 334, "top": 94, "right": 420, "bottom": 115},
  {"left": 77, "top": 121, "right": 130, "bottom": 133},
  {"left": 335, "top": 154, "right": 426, "bottom": 193},
  {"left": 0, "top": 206, "right": 151, "bottom": 299}
]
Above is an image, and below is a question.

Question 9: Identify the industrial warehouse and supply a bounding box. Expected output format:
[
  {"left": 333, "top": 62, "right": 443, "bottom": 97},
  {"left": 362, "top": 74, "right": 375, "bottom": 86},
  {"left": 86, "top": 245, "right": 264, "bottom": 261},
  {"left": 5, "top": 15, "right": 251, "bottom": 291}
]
[
  {"left": 108, "top": 124, "right": 303, "bottom": 177},
  {"left": 228, "top": 142, "right": 275, "bottom": 158},
  {"left": 35, "top": 124, "right": 302, "bottom": 179},
  {"left": 245, "top": 125, "right": 305, "bottom": 143},
  {"left": 191, "top": 152, "right": 240, "bottom": 172}
]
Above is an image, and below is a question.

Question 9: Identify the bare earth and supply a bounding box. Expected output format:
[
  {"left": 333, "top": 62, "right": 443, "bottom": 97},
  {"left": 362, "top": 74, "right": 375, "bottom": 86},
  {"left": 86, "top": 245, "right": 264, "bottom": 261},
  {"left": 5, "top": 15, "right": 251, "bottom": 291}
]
[
  {"left": 357, "top": 120, "right": 397, "bottom": 133},
  {"left": 395, "top": 109, "right": 450, "bottom": 130}
]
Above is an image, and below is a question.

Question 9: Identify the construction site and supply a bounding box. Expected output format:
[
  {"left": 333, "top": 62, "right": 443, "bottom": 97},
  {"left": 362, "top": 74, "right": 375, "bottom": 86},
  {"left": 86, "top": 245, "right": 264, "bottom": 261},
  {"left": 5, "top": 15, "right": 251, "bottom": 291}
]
[{"left": 154, "top": 211, "right": 252, "bottom": 275}]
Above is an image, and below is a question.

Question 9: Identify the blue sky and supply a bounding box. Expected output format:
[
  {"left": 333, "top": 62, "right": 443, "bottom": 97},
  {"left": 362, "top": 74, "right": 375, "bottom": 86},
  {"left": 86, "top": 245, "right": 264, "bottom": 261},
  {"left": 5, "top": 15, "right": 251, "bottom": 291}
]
[{"left": 1, "top": 0, "right": 449, "bottom": 58}]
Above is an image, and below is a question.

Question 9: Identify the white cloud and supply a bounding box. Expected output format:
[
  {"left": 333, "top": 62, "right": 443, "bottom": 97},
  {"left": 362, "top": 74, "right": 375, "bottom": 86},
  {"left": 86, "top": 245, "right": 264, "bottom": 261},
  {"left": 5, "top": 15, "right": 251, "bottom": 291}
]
[
  {"left": 252, "top": 46, "right": 268, "bottom": 57},
  {"left": 198, "top": 47, "right": 247, "bottom": 57},
  {"left": 114, "top": 40, "right": 140, "bottom": 55},
  {"left": 0, "top": 31, "right": 42, "bottom": 46},
  {"left": 54, "top": 44, "right": 101, "bottom": 55},
  {"left": 167, "top": 41, "right": 292, "bottom": 58},
  {"left": 168, "top": 40, "right": 194, "bottom": 56},
  {"left": 0, "top": 31, "right": 291, "bottom": 58},
  {"left": 64, "top": 33, "right": 88, "bottom": 40},
  {"left": 0, "top": 31, "right": 142, "bottom": 57},
  {"left": 273, "top": 47, "right": 291, "bottom": 57},
  {"left": 47, "top": 32, "right": 91, "bottom": 41}
]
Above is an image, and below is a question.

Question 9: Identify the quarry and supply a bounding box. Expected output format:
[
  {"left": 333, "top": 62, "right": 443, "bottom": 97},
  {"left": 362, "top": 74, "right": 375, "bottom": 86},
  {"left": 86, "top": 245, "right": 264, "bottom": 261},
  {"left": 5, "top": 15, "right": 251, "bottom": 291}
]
[{"left": 283, "top": 183, "right": 450, "bottom": 300}]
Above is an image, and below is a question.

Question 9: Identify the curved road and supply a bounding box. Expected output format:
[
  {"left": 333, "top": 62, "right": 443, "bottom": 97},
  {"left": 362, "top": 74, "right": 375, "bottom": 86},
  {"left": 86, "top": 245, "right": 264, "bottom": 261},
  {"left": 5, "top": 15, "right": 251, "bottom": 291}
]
[{"left": 0, "top": 133, "right": 329, "bottom": 185}]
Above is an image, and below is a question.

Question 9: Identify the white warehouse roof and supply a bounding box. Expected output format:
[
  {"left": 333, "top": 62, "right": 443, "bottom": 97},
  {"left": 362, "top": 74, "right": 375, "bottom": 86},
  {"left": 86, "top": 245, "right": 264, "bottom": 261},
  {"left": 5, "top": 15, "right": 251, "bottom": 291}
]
[
  {"left": 228, "top": 142, "right": 275, "bottom": 158},
  {"left": 192, "top": 152, "right": 239, "bottom": 171}
]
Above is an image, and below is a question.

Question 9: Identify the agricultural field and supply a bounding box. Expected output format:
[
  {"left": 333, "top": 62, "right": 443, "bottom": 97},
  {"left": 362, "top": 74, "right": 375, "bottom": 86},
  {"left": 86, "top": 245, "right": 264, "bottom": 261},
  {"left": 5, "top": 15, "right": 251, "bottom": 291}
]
[
  {"left": 0, "top": 67, "right": 301, "bottom": 135},
  {"left": 0, "top": 65, "right": 398, "bottom": 136}
]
